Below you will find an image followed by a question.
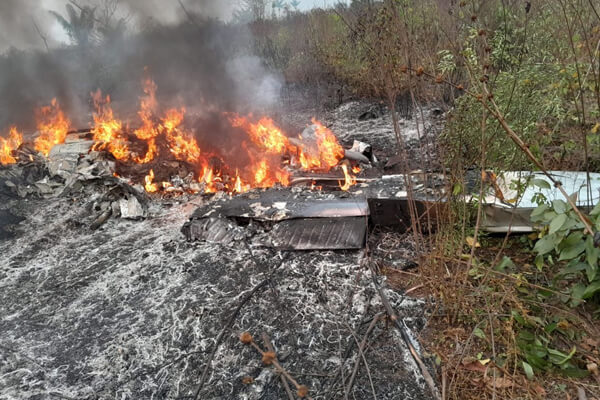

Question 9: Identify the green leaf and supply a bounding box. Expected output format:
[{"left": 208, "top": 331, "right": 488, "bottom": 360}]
[
  {"left": 512, "top": 310, "right": 527, "bottom": 326},
  {"left": 518, "top": 330, "right": 535, "bottom": 342},
  {"left": 531, "top": 204, "right": 549, "bottom": 221},
  {"left": 534, "top": 234, "right": 556, "bottom": 255},
  {"left": 522, "top": 361, "right": 535, "bottom": 379},
  {"left": 570, "top": 283, "right": 587, "bottom": 307},
  {"left": 586, "top": 263, "right": 597, "bottom": 282},
  {"left": 559, "top": 231, "right": 584, "bottom": 249},
  {"left": 559, "top": 240, "right": 585, "bottom": 261},
  {"left": 495, "top": 256, "right": 515, "bottom": 272},
  {"left": 525, "top": 352, "right": 548, "bottom": 370},
  {"left": 558, "top": 262, "right": 587, "bottom": 276},
  {"left": 548, "top": 347, "right": 576, "bottom": 365},
  {"left": 560, "top": 367, "right": 590, "bottom": 378},
  {"left": 585, "top": 236, "right": 599, "bottom": 276},
  {"left": 549, "top": 213, "right": 568, "bottom": 234},
  {"left": 582, "top": 280, "right": 600, "bottom": 299},
  {"left": 543, "top": 211, "right": 558, "bottom": 221},
  {"left": 590, "top": 201, "right": 600, "bottom": 216},
  {"left": 531, "top": 178, "right": 551, "bottom": 190},
  {"left": 544, "top": 322, "right": 557, "bottom": 333},
  {"left": 473, "top": 327, "right": 486, "bottom": 339},
  {"left": 553, "top": 200, "right": 567, "bottom": 214},
  {"left": 534, "top": 254, "right": 544, "bottom": 271}
]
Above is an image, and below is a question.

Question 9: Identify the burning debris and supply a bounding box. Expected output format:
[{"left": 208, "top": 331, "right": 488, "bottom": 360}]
[
  {"left": 0, "top": 76, "right": 364, "bottom": 198},
  {"left": 0, "top": 126, "right": 22, "bottom": 165}
]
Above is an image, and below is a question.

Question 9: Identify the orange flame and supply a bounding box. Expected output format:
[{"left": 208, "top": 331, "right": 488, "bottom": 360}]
[
  {"left": 233, "top": 116, "right": 292, "bottom": 154},
  {"left": 298, "top": 147, "right": 321, "bottom": 170},
  {"left": 5, "top": 77, "right": 348, "bottom": 195},
  {"left": 233, "top": 170, "right": 249, "bottom": 193},
  {"left": 91, "top": 90, "right": 129, "bottom": 160},
  {"left": 144, "top": 169, "right": 159, "bottom": 193},
  {"left": 0, "top": 126, "right": 23, "bottom": 165},
  {"left": 199, "top": 166, "right": 220, "bottom": 193},
  {"left": 312, "top": 118, "right": 344, "bottom": 169},
  {"left": 352, "top": 165, "right": 361, "bottom": 174},
  {"left": 34, "top": 98, "right": 70, "bottom": 156},
  {"left": 136, "top": 138, "right": 158, "bottom": 164},
  {"left": 340, "top": 164, "right": 357, "bottom": 191},
  {"left": 254, "top": 159, "right": 269, "bottom": 186},
  {"left": 134, "top": 78, "right": 159, "bottom": 162},
  {"left": 163, "top": 108, "right": 201, "bottom": 163}
]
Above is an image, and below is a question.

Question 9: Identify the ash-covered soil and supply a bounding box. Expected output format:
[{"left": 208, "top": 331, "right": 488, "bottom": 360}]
[{"left": 0, "top": 193, "right": 431, "bottom": 400}]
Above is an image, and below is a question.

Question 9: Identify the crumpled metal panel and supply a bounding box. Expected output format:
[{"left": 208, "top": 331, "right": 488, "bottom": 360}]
[
  {"left": 182, "top": 215, "right": 367, "bottom": 250},
  {"left": 193, "top": 192, "right": 369, "bottom": 222},
  {"left": 267, "top": 217, "right": 367, "bottom": 250}
]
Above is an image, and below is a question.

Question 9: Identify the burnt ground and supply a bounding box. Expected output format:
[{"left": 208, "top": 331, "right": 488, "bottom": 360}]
[{"left": 0, "top": 99, "right": 443, "bottom": 400}]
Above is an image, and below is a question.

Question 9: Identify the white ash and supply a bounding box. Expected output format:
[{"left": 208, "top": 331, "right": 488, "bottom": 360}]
[{"left": 0, "top": 187, "right": 433, "bottom": 399}]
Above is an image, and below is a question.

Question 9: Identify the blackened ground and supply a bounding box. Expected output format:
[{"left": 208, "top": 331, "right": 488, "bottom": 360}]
[{"left": 0, "top": 187, "right": 433, "bottom": 400}]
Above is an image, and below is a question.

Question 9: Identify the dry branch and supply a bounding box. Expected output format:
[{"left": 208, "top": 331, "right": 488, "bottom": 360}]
[
  {"left": 262, "top": 333, "right": 294, "bottom": 400},
  {"left": 369, "top": 262, "right": 442, "bottom": 400},
  {"left": 343, "top": 313, "right": 382, "bottom": 398},
  {"left": 192, "top": 278, "right": 271, "bottom": 399}
]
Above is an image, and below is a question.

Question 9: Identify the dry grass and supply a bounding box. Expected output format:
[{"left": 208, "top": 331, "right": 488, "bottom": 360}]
[{"left": 384, "top": 233, "right": 600, "bottom": 400}]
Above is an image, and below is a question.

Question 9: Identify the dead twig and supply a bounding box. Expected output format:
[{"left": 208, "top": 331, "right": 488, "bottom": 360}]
[
  {"left": 343, "top": 313, "right": 382, "bottom": 399},
  {"left": 404, "top": 284, "right": 424, "bottom": 295},
  {"left": 369, "top": 263, "right": 442, "bottom": 400},
  {"left": 90, "top": 208, "right": 112, "bottom": 230},
  {"left": 262, "top": 333, "right": 294, "bottom": 400},
  {"left": 192, "top": 278, "right": 271, "bottom": 399},
  {"left": 177, "top": 0, "right": 200, "bottom": 28},
  {"left": 31, "top": 18, "right": 49, "bottom": 52},
  {"left": 241, "top": 333, "right": 312, "bottom": 399}
]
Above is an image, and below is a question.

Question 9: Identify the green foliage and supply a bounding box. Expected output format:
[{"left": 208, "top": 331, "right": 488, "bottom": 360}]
[
  {"left": 442, "top": 56, "right": 567, "bottom": 171},
  {"left": 531, "top": 200, "right": 600, "bottom": 307},
  {"left": 515, "top": 312, "right": 587, "bottom": 379}
]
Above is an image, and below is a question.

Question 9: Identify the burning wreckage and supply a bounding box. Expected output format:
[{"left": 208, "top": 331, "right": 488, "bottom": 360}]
[{"left": 0, "top": 80, "right": 448, "bottom": 399}]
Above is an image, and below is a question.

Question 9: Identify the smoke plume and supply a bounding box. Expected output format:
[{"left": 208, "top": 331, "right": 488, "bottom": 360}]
[{"left": 0, "top": 0, "right": 281, "bottom": 135}]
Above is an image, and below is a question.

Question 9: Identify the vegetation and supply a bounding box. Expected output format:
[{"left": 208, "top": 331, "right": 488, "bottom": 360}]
[{"left": 243, "top": 0, "right": 600, "bottom": 398}]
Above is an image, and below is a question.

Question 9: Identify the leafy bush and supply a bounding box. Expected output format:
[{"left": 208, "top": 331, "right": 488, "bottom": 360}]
[{"left": 531, "top": 200, "right": 600, "bottom": 307}]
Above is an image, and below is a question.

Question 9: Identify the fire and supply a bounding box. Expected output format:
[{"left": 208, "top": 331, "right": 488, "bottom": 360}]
[
  {"left": 233, "top": 171, "right": 249, "bottom": 193},
  {"left": 91, "top": 90, "right": 129, "bottom": 160},
  {"left": 233, "top": 116, "right": 292, "bottom": 154},
  {"left": 352, "top": 165, "right": 361, "bottom": 174},
  {"left": 2, "top": 72, "right": 355, "bottom": 196},
  {"left": 340, "top": 164, "right": 357, "bottom": 191},
  {"left": 254, "top": 160, "right": 268, "bottom": 185},
  {"left": 199, "top": 166, "right": 220, "bottom": 193},
  {"left": 34, "top": 98, "right": 70, "bottom": 156},
  {"left": 144, "top": 169, "right": 159, "bottom": 193},
  {"left": 134, "top": 78, "right": 160, "bottom": 162},
  {"left": 163, "top": 108, "right": 201, "bottom": 163},
  {"left": 312, "top": 118, "right": 344, "bottom": 169},
  {"left": 131, "top": 81, "right": 201, "bottom": 165},
  {"left": 275, "top": 169, "right": 290, "bottom": 187},
  {"left": 298, "top": 146, "right": 321, "bottom": 170},
  {"left": 136, "top": 138, "right": 158, "bottom": 164},
  {"left": 0, "top": 126, "right": 23, "bottom": 165}
]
